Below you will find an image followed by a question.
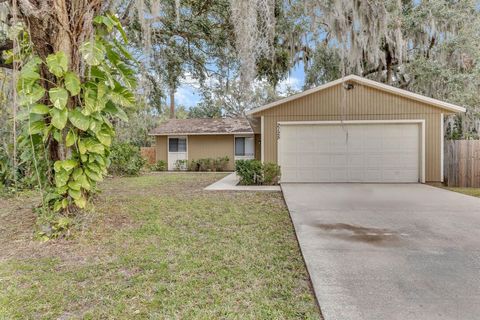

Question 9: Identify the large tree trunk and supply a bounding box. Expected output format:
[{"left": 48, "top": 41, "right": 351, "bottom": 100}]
[{"left": 16, "top": 0, "right": 102, "bottom": 167}]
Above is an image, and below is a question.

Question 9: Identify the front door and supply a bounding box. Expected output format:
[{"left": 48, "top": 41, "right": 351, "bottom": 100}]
[{"left": 168, "top": 136, "right": 188, "bottom": 170}]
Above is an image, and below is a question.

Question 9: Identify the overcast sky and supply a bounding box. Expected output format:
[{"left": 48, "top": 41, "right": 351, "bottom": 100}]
[{"left": 173, "top": 63, "right": 306, "bottom": 109}]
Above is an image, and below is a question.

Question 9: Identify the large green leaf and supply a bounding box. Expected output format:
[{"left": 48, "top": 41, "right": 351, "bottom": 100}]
[
  {"left": 66, "top": 129, "right": 76, "bottom": 147},
  {"left": 85, "top": 139, "right": 104, "bottom": 154},
  {"left": 96, "top": 129, "right": 112, "bottom": 146},
  {"left": 85, "top": 168, "right": 103, "bottom": 182},
  {"left": 80, "top": 41, "right": 106, "bottom": 66},
  {"left": 68, "top": 180, "right": 82, "bottom": 191},
  {"left": 69, "top": 109, "right": 90, "bottom": 131},
  {"left": 46, "top": 52, "right": 68, "bottom": 77},
  {"left": 29, "top": 121, "right": 46, "bottom": 135},
  {"left": 19, "top": 84, "right": 46, "bottom": 106},
  {"left": 30, "top": 104, "right": 50, "bottom": 115},
  {"left": 104, "top": 102, "right": 128, "bottom": 122},
  {"left": 74, "top": 194, "right": 87, "bottom": 208},
  {"left": 50, "top": 108, "right": 68, "bottom": 130},
  {"left": 55, "top": 169, "right": 70, "bottom": 187},
  {"left": 49, "top": 87, "right": 69, "bottom": 109},
  {"left": 107, "top": 83, "right": 135, "bottom": 108},
  {"left": 78, "top": 139, "right": 87, "bottom": 155},
  {"left": 54, "top": 159, "right": 78, "bottom": 172},
  {"left": 84, "top": 88, "right": 97, "bottom": 114},
  {"left": 65, "top": 72, "right": 81, "bottom": 96},
  {"left": 68, "top": 188, "right": 82, "bottom": 200},
  {"left": 19, "top": 57, "right": 42, "bottom": 81}
]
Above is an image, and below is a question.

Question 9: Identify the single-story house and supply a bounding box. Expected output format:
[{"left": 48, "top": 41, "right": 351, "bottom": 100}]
[
  {"left": 149, "top": 117, "right": 261, "bottom": 171},
  {"left": 150, "top": 75, "right": 465, "bottom": 183}
]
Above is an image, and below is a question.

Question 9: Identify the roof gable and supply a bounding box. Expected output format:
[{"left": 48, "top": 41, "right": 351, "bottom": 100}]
[{"left": 247, "top": 75, "right": 466, "bottom": 115}]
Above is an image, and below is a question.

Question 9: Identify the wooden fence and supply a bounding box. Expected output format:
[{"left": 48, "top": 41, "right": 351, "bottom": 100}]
[
  {"left": 140, "top": 147, "right": 156, "bottom": 164},
  {"left": 444, "top": 140, "right": 480, "bottom": 187}
]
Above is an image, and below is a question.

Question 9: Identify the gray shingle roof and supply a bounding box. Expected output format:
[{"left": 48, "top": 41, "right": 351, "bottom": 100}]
[{"left": 149, "top": 118, "right": 254, "bottom": 135}]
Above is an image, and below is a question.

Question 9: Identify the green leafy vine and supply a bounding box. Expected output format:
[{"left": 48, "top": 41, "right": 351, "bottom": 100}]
[{"left": 16, "top": 14, "right": 136, "bottom": 215}]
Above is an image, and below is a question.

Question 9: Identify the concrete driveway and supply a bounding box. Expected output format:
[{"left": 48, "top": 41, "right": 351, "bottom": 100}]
[{"left": 282, "top": 183, "right": 480, "bottom": 320}]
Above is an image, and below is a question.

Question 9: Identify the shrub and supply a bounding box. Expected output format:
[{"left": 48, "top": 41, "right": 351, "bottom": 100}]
[
  {"left": 198, "top": 158, "right": 213, "bottom": 171},
  {"left": 235, "top": 159, "right": 263, "bottom": 185},
  {"left": 188, "top": 159, "right": 200, "bottom": 171},
  {"left": 109, "top": 142, "right": 146, "bottom": 176},
  {"left": 214, "top": 156, "right": 230, "bottom": 171},
  {"left": 153, "top": 160, "right": 167, "bottom": 171},
  {"left": 174, "top": 159, "right": 188, "bottom": 171},
  {"left": 188, "top": 157, "right": 230, "bottom": 172},
  {"left": 263, "top": 162, "right": 281, "bottom": 185},
  {"left": 235, "top": 160, "right": 281, "bottom": 185}
]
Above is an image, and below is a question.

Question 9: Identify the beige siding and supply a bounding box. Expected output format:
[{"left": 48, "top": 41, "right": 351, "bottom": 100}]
[
  {"left": 155, "top": 136, "right": 168, "bottom": 162},
  {"left": 188, "top": 135, "right": 235, "bottom": 171},
  {"left": 254, "top": 134, "right": 261, "bottom": 160},
  {"left": 255, "top": 83, "right": 450, "bottom": 182}
]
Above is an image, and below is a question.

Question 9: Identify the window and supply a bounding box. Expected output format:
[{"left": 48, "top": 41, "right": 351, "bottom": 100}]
[
  {"left": 235, "top": 137, "right": 254, "bottom": 157},
  {"left": 235, "top": 137, "right": 245, "bottom": 156},
  {"left": 169, "top": 138, "right": 186, "bottom": 152}
]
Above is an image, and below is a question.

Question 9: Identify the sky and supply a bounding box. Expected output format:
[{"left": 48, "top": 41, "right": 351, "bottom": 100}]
[{"left": 173, "top": 63, "right": 307, "bottom": 109}]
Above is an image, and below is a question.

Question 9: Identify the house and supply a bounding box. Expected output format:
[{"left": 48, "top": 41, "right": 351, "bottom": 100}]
[
  {"left": 149, "top": 117, "right": 261, "bottom": 171},
  {"left": 150, "top": 75, "right": 465, "bottom": 182}
]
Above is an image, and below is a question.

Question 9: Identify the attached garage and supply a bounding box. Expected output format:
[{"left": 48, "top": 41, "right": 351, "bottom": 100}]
[
  {"left": 278, "top": 121, "right": 423, "bottom": 183},
  {"left": 247, "top": 75, "right": 465, "bottom": 183}
]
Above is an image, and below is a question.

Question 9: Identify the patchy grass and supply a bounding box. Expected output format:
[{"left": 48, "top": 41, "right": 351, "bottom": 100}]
[
  {"left": 442, "top": 187, "right": 480, "bottom": 198},
  {"left": 0, "top": 173, "right": 320, "bottom": 319}
]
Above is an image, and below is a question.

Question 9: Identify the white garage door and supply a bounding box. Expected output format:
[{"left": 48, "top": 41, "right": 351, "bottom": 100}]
[{"left": 278, "top": 122, "right": 421, "bottom": 183}]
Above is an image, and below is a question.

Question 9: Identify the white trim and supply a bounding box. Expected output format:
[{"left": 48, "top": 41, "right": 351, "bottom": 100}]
[
  {"left": 167, "top": 136, "right": 188, "bottom": 170},
  {"left": 278, "top": 120, "right": 424, "bottom": 125},
  {"left": 247, "top": 74, "right": 466, "bottom": 115},
  {"left": 277, "top": 119, "right": 426, "bottom": 183},
  {"left": 149, "top": 132, "right": 253, "bottom": 136},
  {"left": 233, "top": 134, "right": 255, "bottom": 160},
  {"left": 440, "top": 113, "right": 444, "bottom": 182},
  {"left": 261, "top": 116, "right": 265, "bottom": 162}
]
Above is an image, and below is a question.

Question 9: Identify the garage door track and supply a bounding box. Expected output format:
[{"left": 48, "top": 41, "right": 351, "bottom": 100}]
[{"left": 282, "top": 183, "right": 480, "bottom": 320}]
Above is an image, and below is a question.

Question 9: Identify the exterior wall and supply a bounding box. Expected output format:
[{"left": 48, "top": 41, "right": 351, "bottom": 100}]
[
  {"left": 188, "top": 135, "right": 235, "bottom": 171},
  {"left": 155, "top": 136, "right": 168, "bottom": 162},
  {"left": 254, "top": 134, "right": 261, "bottom": 161},
  {"left": 254, "top": 83, "right": 452, "bottom": 182}
]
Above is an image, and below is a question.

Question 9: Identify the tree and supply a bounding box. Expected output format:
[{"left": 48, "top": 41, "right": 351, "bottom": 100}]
[
  {"left": 0, "top": 2, "right": 136, "bottom": 235},
  {"left": 269, "top": 0, "right": 480, "bottom": 138}
]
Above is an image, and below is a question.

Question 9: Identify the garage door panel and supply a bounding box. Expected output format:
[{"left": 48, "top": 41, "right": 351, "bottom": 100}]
[{"left": 279, "top": 123, "right": 420, "bottom": 183}]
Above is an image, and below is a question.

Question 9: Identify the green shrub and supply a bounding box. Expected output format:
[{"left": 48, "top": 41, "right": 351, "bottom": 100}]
[
  {"left": 214, "top": 156, "right": 230, "bottom": 171},
  {"left": 174, "top": 159, "right": 188, "bottom": 171},
  {"left": 235, "top": 160, "right": 281, "bottom": 185},
  {"left": 235, "top": 159, "right": 263, "bottom": 185},
  {"left": 109, "top": 142, "right": 146, "bottom": 176},
  {"left": 197, "top": 158, "right": 213, "bottom": 171},
  {"left": 263, "top": 162, "right": 281, "bottom": 185},
  {"left": 188, "top": 157, "right": 230, "bottom": 172},
  {"left": 188, "top": 159, "right": 200, "bottom": 171},
  {"left": 153, "top": 160, "right": 167, "bottom": 171}
]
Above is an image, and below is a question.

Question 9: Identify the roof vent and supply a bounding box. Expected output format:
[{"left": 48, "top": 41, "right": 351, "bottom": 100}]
[{"left": 343, "top": 82, "right": 355, "bottom": 90}]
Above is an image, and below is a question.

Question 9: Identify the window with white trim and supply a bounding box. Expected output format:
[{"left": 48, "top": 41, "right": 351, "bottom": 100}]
[
  {"left": 169, "top": 138, "right": 187, "bottom": 152},
  {"left": 235, "top": 137, "right": 254, "bottom": 157}
]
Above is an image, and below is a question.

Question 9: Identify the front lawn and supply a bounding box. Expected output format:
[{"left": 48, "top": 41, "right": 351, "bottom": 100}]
[
  {"left": 443, "top": 187, "right": 480, "bottom": 198},
  {"left": 0, "top": 173, "right": 320, "bottom": 319}
]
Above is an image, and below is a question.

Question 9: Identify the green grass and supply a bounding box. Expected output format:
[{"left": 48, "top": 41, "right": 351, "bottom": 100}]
[
  {"left": 443, "top": 187, "right": 480, "bottom": 198},
  {"left": 0, "top": 173, "right": 320, "bottom": 319}
]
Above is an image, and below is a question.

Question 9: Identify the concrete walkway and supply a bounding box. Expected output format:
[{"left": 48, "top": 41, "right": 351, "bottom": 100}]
[
  {"left": 282, "top": 183, "right": 480, "bottom": 320},
  {"left": 204, "top": 173, "right": 281, "bottom": 191}
]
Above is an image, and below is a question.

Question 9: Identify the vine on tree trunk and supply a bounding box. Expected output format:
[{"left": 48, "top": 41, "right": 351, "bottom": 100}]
[{"left": 13, "top": 14, "right": 135, "bottom": 238}]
